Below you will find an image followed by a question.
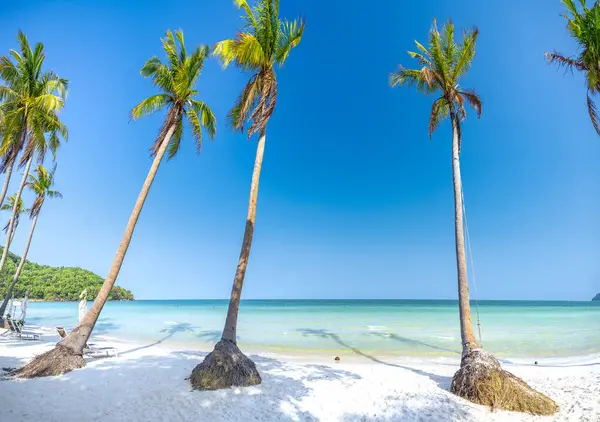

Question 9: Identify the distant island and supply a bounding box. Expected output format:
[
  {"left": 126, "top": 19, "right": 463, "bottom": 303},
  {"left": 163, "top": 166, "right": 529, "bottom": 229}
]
[
  {"left": 593, "top": 293, "right": 600, "bottom": 301},
  {"left": 0, "top": 247, "right": 133, "bottom": 301}
]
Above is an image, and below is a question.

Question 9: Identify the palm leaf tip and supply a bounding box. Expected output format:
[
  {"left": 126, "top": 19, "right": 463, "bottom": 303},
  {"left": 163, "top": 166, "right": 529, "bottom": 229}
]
[{"left": 587, "top": 92, "right": 600, "bottom": 135}]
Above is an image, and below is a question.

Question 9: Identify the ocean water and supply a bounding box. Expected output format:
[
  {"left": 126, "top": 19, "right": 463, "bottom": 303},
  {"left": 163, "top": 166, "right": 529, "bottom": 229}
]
[{"left": 23, "top": 300, "right": 600, "bottom": 358}]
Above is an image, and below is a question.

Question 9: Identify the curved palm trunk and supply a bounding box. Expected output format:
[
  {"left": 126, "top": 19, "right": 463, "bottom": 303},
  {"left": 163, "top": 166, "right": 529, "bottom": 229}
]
[
  {"left": 0, "top": 161, "right": 15, "bottom": 210},
  {"left": 450, "top": 112, "right": 480, "bottom": 354},
  {"left": 59, "top": 124, "right": 177, "bottom": 355},
  {"left": 221, "top": 130, "right": 266, "bottom": 344},
  {"left": 0, "top": 155, "right": 33, "bottom": 277},
  {"left": 0, "top": 212, "right": 39, "bottom": 317}
]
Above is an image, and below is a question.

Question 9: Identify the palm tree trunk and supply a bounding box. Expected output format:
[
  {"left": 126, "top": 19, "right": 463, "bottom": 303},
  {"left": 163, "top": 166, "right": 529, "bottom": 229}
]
[
  {"left": 0, "top": 155, "right": 33, "bottom": 278},
  {"left": 0, "top": 212, "right": 39, "bottom": 317},
  {"left": 450, "top": 111, "right": 480, "bottom": 354},
  {"left": 222, "top": 130, "right": 266, "bottom": 344},
  {"left": 59, "top": 124, "right": 177, "bottom": 355},
  {"left": 8, "top": 224, "right": 16, "bottom": 246},
  {"left": 0, "top": 160, "right": 15, "bottom": 210}
]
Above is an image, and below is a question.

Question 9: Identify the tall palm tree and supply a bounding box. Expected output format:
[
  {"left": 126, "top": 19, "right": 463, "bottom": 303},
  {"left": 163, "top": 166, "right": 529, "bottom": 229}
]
[
  {"left": 189, "top": 0, "right": 304, "bottom": 390},
  {"left": 0, "top": 165, "right": 61, "bottom": 318},
  {"left": 0, "top": 30, "right": 68, "bottom": 281},
  {"left": 546, "top": 0, "right": 600, "bottom": 135},
  {"left": 390, "top": 19, "right": 481, "bottom": 353},
  {"left": 390, "top": 19, "right": 557, "bottom": 415},
  {"left": 17, "top": 29, "right": 216, "bottom": 378}
]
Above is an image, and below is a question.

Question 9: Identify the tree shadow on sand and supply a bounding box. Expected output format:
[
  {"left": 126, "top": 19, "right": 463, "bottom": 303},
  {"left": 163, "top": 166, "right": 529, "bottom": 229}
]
[
  {"left": 368, "top": 332, "right": 460, "bottom": 355},
  {"left": 5, "top": 350, "right": 364, "bottom": 421},
  {"left": 120, "top": 322, "right": 200, "bottom": 355},
  {"left": 297, "top": 328, "right": 452, "bottom": 389}
]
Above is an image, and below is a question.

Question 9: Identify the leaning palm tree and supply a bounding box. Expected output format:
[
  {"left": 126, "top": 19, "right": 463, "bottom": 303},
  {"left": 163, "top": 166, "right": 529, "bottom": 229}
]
[
  {"left": 546, "top": 0, "right": 600, "bottom": 134},
  {"left": 17, "top": 29, "right": 216, "bottom": 378},
  {"left": 189, "top": 0, "right": 304, "bottom": 390},
  {"left": 0, "top": 30, "right": 68, "bottom": 282},
  {"left": 390, "top": 19, "right": 558, "bottom": 415},
  {"left": 0, "top": 165, "right": 61, "bottom": 318}
]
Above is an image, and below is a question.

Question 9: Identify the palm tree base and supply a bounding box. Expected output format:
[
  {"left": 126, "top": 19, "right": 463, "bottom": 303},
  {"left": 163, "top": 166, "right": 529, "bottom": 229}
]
[
  {"left": 15, "top": 343, "right": 85, "bottom": 378},
  {"left": 189, "top": 339, "right": 261, "bottom": 390},
  {"left": 450, "top": 349, "right": 558, "bottom": 415}
]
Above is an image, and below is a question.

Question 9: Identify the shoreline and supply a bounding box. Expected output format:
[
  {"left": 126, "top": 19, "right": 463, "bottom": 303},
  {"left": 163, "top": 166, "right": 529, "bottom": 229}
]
[{"left": 2, "top": 326, "right": 599, "bottom": 421}]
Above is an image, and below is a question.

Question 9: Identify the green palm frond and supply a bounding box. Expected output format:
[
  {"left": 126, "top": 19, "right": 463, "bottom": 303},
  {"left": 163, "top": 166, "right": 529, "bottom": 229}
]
[
  {"left": 275, "top": 18, "right": 305, "bottom": 65},
  {"left": 167, "top": 114, "right": 184, "bottom": 159},
  {"left": 215, "top": 0, "right": 304, "bottom": 137},
  {"left": 389, "top": 67, "right": 437, "bottom": 94},
  {"left": 390, "top": 19, "right": 482, "bottom": 138},
  {"left": 190, "top": 100, "right": 217, "bottom": 140},
  {"left": 133, "top": 29, "right": 215, "bottom": 158},
  {"left": 452, "top": 27, "right": 479, "bottom": 81},
  {"left": 131, "top": 94, "right": 170, "bottom": 120}
]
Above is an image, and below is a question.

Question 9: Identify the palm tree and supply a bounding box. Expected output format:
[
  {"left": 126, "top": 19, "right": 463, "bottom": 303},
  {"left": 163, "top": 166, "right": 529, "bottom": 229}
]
[
  {"left": 0, "top": 165, "right": 61, "bottom": 318},
  {"left": 0, "top": 30, "right": 68, "bottom": 282},
  {"left": 546, "top": 0, "right": 600, "bottom": 135},
  {"left": 390, "top": 19, "right": 557, "bottom": 415},
  {"left": 17, "top": 29, "right": 216, "bottom": 378},
  {"left": 1, "top": 194, "right": 28, "bottom": 247},
  {"left": 391, "top": 19, "right": 482, "bottom": 354},
  {"left": 189, "top": 0, "right": 304, "bottom": 390}
]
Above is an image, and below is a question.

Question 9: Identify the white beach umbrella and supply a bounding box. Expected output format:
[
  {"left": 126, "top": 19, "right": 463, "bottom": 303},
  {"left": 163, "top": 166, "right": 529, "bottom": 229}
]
[
  {"left": 78, "top": 289, "right": 88, "bottom": 322},
  {"left": 11, "top": 299, "right": 20, "bottom": 319}
]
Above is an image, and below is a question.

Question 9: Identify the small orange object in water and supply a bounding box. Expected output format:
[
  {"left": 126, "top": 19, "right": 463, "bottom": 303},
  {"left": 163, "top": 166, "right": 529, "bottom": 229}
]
[{"left": 334, "top": 356, "right": 340, "bottom": 361}]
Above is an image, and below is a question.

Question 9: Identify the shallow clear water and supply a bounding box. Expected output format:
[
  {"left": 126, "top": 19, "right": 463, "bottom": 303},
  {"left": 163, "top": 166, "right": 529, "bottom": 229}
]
[{"left": 23, "top": 300, "right": 600, "bottom": 358}]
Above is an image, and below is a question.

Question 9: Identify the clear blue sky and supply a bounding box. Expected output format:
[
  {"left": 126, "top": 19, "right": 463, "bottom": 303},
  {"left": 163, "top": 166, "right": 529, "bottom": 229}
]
[{"left": 1, "top": 0, "right": 598, "bottom": 301}]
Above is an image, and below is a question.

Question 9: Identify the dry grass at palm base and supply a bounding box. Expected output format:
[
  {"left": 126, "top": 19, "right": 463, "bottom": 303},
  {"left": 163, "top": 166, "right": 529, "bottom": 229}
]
[
  {"left": 15, "top": 344, "right": 85, "bottom": 378},
  {"left": 451, "top": 349, "right": 558, "bottom": 416}
]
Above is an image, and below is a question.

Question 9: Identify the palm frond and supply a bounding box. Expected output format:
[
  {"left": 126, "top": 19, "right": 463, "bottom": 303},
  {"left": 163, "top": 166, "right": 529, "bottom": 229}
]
[
  {"left": 459, "top": 89, "right": 482, "bottom": 118},
  {"left": 587, "top": 90, "right": 600, "bottom": 135},
  {"left": 234, "top": 0, "right": 258, "bottom": 27},
  {"left": 190, "top": 99, "right": 217, "bottom": 140},
  {"left": 389, "top": 66, "right": 437, "bottom": 94},
  {"left": 130, "top": 94, "right": 170, "bottom": 120},
  {"left": 275, "top": 18, "right": 305, "bottom": 65},
  {"left": 452, "top": 26, "right": 479, "bottom": 80},
  {"left": 429, "top": 97, "right": 450, "bottom": 138},
  {"left": 544, "top": 51, "right": 585, "bottom": 71},
  {"left": 167, "top": 113, "right": 184, "bottom": 160}
]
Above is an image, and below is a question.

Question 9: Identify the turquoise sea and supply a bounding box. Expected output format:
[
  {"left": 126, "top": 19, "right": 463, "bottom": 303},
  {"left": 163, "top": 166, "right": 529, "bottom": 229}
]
[{"left": 24, "top": 300, "right": 600, "bottom": 359}]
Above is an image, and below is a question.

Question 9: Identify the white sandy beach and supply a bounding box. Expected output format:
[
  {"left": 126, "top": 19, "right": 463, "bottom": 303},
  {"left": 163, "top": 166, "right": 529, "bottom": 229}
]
[{"left": 1, "top": 329, "right": 598, "bottom": 422}]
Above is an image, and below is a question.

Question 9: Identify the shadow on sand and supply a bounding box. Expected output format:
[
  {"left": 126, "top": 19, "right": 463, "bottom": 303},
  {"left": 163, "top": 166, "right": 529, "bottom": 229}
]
[
  {"left": 297, "top": 328, "right": 452, "bottom": 389},
  {"left": 0, "top": 348, "right": 372, "bottom": 421},
  {"left": 120, "top": 323, "right": 222, "bottom": 356}
]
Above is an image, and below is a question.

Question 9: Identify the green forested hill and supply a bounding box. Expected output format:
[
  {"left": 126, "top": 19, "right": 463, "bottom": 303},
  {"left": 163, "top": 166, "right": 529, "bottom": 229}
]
[{"left": 0, "top": 248, "right": 134, "bottom": 301}]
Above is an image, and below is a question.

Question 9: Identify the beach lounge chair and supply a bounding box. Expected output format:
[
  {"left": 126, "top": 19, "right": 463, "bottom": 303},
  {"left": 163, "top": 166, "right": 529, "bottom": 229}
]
[
  {"left": 55, "top": 327, "right": 118, "bottom": 358},
  {"left": 7, "top": 317, "right": 40, "bottom": 340}
]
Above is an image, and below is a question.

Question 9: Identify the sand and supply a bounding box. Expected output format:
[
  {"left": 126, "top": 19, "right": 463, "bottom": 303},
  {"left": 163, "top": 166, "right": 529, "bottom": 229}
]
[{"left": 0, "top": 328, "right": 598, "bottom": 421}]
